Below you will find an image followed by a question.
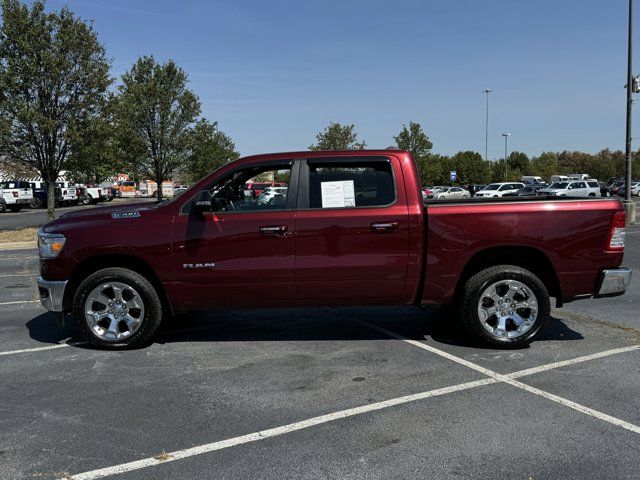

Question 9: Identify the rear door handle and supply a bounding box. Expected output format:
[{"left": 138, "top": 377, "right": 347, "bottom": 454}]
[
  {"left": 370, "top": 221, "right": 399, "bottom": 233},
  {"left": 259, "top": 225, "right": 289, "bottom": 235}
]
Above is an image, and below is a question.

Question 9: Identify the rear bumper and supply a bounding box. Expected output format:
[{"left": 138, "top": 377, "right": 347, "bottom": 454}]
[
  {"left": 37, "top": 276, "right": 68, "bottom": 312},
  {"left": 594, "top": 268, "right": 632, "bottom": 297}
]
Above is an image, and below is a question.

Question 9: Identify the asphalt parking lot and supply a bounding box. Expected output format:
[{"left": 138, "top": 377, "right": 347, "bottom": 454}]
[{"left": 1, "top": 223, "right": 640, "bottom": 479}]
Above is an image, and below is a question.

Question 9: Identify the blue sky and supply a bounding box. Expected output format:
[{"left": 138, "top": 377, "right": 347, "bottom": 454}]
[{"left": 47, "top": 0, "right": 639, "bottom": 158}]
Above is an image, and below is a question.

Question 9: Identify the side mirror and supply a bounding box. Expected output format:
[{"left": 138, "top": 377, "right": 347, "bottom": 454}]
[{"left": 192, "top": 190, "right": 212, "bottom": 214}]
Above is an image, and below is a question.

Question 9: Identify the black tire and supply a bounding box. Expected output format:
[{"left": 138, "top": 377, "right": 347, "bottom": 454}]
[
  {"left": 0, "top": 201, "right": 6, "bottom": 213},
  {"left": 459, "top": 265, "right": 551, "bottom": 349},
  {"left": 8, "top": 205, "right": 22, "bottom": 212},
  {"left": 72, "top": 267, "right": 163, "bottom": 349},
  {"left": 80, "top": 195, "right": 91, "bottom": 206},
  {"left": 30, "top": 197, "right": 42, "bottom": 209}
]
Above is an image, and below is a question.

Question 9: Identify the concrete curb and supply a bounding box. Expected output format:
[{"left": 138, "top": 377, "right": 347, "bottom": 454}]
[{"left": 0, "top": 241, "right": 37, "bottom": 251}]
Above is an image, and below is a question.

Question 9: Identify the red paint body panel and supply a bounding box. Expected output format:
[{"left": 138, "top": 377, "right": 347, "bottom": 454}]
[{"left": 40, "top": 150, "right": 626, "bottom": 313}]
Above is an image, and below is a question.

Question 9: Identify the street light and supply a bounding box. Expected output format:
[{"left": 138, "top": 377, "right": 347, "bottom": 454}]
[
  {"left": 624, "top": 0, "right": 636, "bottom": 224},
  {"left": 502, "top": 133, "right": 511, "bottom": 181},
  {"left": 484, "top": 89, "right": 493, "bottom": 161}
]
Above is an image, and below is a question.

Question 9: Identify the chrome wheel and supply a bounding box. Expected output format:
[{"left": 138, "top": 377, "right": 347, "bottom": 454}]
[
  {"left": 477, "top": 279, "right": 538, "bottom": 339},
  {"left": 84, "top": 282, "right": 145, "bottom": 341}
]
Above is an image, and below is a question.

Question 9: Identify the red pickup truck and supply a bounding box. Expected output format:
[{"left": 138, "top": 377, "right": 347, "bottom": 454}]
[{"left": 37, "top": 150, "right": 631, "bottom": 349}]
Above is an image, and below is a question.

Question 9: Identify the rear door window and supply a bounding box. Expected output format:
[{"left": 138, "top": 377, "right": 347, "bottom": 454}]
[{"left": 306, "top": 158, "right": 395, "bottom": 209}]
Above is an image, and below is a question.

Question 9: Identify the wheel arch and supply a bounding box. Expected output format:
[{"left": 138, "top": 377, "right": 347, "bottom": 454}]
[
  {"left": 455, "top": 246, "right": 561, "bottom": 305},
  {"left": 63, "top": 254, "right": 172, "bottom": 315}
]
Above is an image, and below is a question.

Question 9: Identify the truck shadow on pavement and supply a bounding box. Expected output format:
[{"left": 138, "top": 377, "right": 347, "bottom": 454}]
[{"left": 25, "top": 305, "right": 583, "bottom": 350}]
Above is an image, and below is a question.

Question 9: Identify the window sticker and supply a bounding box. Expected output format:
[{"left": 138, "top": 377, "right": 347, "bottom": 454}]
[{"left": 320, "top": 180, "right": 356, "bottom": 208}]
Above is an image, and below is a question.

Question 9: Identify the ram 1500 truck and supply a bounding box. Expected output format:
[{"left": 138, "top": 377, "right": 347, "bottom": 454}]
[{"left": 37, "top": 150, "right": 632, "bottom": 349}]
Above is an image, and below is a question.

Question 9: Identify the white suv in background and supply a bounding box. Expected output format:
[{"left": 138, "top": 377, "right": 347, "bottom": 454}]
[
  {"left": 474, "top": 182, "right": 525, "bottom": 198},
  {"left": 539, "top": 180, "right": 600, "bottom": 197},
  {"left": 0, "top": 180, "right": 33, "bottom": 212}
]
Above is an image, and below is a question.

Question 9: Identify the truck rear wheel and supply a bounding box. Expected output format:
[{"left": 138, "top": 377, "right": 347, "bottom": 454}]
[
  {"left": 72, "top": 267, "right": 163, "bottom": 349},
  {"left": 459, "top": 265, "right": 550, "bottom": 348}
]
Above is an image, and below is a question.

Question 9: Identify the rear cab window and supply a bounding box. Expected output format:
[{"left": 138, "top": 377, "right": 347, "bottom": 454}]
[{"left": 305, "top": 157, "right": 396, "bottom": 209}]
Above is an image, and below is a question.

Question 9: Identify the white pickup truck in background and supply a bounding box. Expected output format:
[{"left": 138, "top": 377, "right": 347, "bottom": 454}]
[
  {"left": 55, "top": 181, "right": 78, "bottom": 206},
  {"left": 76, "top": 184, "right": 104, "bottom": 205},
  {"left": 0, "top": 180, "right": 33, "bottom": 212}
]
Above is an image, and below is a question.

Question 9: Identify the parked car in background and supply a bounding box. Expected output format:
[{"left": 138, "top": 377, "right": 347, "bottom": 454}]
[
  {"left": 432, "top": 186, "right": 471, "bottom": 199},
  {"left": 467, "top": 184, "right": 487, "bottom": 196},
  {"left": 29, "top": 181, "right": 64, "bottom": 209},
  {"left": 521, "top": 176, "right": 545, "bottom": 185},
  {"left": 617, "top": 181, "right": 640, "bottom": 197},
  {"left": 568, "top": 174, "right": 592, "bottom": 181},
  {"left": 538, "top": 181, "right": 600, "bottom": 197},
  {"left": 503, "top": 185, "right": 547, "bottom": 197},
  {"left": 55, "top": 181, "right": 78, "bottom": 206},
  {"left": 256, "top": 186, "right": 289, "bottom": 205},
  {"left": 598, "top": 182, "right": 612, "bottom": 197},
  {"left": 549, "top": 175, "right": 570, "bottom": 184},
  {"left": 76, "top": 184, "right": 104, "bottom": 205},
  {"left": 0, "top": 180, "right": 34, "bottom": 212},
  {"left": 245, "top": 181, "right": 287, "bottom": 198},
  {"left": 173, "top": 185, "right": 189, "bottom": 198},
  {"left": 474, "top": 182, "right": 525, "bottom": 197},
  {"left": 608, "top": 180, "right": 625, "bottom": 196}
]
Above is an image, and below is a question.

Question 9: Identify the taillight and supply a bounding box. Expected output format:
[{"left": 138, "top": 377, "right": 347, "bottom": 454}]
[
  {"left": 606, "top": 211, "right": 626, "bottom": 251},
  {"left": 12, "top": 191, "right": 18, "bottom": 198},
  {"left": 63, "top": 189, "right": 67, "bottom": 195}
]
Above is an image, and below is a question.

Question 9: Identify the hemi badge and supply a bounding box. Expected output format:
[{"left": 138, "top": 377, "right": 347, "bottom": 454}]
[
  {"left": 111, "top": 211, "right": 141, "bottom": 219},
  {"left": 183, "top": 263, "right": 216, "bottom": 269}
]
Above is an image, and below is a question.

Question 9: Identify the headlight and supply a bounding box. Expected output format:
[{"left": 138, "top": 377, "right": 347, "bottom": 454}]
[{"left": 38, "top": 231, "right": 66, "bottom": 259}]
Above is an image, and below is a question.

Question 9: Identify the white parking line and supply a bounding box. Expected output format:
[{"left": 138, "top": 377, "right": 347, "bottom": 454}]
[
  {"left": 0, "top": 273, "right": 37, "bottom": 277},
  {"left": 0, "top": 343, "right": 70, "bottom": 356},
  {"left": 0, "top": 299, "right": 38, "bottom": 306},
  {"left": 360, "top": 321, "right": 640, "bottom": 435},
  {"left": 61, "top": 378, "right": 498, "bottom": 480},
  {"left": 56, "top": 338, "right": 639, "bottom": 479}
]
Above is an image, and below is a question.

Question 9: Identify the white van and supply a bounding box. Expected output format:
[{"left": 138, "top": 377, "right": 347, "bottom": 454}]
[
  {"left": 549, "top": 175, "right": 570, "bottom": 183},
  {"left": 521, "top": 176, "right": 545, "bottom": 185},
  {"left": 568, "top": 174, "right": 592, "bottom": 181}
]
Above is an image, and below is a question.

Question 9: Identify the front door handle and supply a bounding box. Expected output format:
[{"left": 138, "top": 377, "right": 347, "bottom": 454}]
[
  {"left": 370, "top": 221, "right": 399, "bottom": 233},
  {"left": 259, "top": 225, "right": 288, "bottom": 235}
]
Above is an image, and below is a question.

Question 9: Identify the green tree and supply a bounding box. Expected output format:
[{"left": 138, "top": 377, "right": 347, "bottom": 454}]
[
  {"left": 65, "top": 99, "right": 121, "bottom": 184},
  {"left": 530, "top": 152, "right": 559, "bottom": 181},
  {"left": 183, "top": 119, "right": 239, "bottom": 184},
  {"left": 309, "top": 122, "right": 366, "bottom": 150},
  {"left": 394, "top": 121, "right": 433, "bottom": 158},
  {"left": 0, "top": 0, "right": 111, "bottom": 218},
  {"left": 114, "top": 56, "right": 200, "bottom": 202},
  {"left": 452, "top": 151, "right": 491, "bottom": 184},
  {"left": 507, "top": 151, "right": 530, "bottom": 175}
]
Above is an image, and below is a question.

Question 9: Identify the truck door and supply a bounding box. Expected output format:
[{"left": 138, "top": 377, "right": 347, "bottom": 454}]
[
  {"left": 171, "top": 161, "right": 298, "bottom": 309},
  {"left": 294, "top": 156, "right": 410, "bottom": 303}
]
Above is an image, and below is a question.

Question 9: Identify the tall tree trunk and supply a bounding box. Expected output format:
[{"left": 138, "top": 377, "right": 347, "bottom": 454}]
[
  {"left": 46, "top": 179, "right": 56, "bottom": 220},
  {"left": 155, "top": 175, "right": 163, "bottom": 202}
]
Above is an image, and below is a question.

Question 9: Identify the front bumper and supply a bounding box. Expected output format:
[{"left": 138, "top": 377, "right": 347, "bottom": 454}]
[
  {"left": 37, "top": 276, "right": 68, "bottom": 312},
  {"left": 595, "top": 268, "right": 632, "bottom": 297}
]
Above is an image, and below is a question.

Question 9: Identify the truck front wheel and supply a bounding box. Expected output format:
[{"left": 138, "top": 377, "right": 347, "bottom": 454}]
[
  {"left": 459, "top": 265, "right": 550, "bottom": 348},
  {"left": 72, "top": 267, "right": 163, "bottom": 349}
]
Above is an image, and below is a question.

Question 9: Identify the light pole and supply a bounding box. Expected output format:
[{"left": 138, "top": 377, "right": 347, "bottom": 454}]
[
  {"left": 624, "top": 0, "right": 636, "bottom": 224},
  {"left": 502, "top": 133, "right": 511, "bottom": 181},
  {"left": 484, "top": 89, "right": 493, "bottom": 161}
]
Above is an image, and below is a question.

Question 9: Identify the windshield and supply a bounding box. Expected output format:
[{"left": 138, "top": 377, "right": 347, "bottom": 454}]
[
  {"left": 483, "top": 184, "right": 501, "bottom": 191},
  {"left": 548, "top": 182, "right": 568, "bottom": 189}
]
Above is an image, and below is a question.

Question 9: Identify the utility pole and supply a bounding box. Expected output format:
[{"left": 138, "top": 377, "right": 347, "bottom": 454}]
[
  {"left": 502, "top": 133, "right": 511, "bottom": 181},
  {"left": 625, "top": 0, "right": 637, "bottom": 224},
  {"left": 484, "top": 89, "right": 493, "bottom": 161}
]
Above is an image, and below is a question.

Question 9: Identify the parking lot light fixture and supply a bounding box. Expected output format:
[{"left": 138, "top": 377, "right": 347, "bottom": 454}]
[
  {"left": 484, "top": 89, "right": 493, "bottom": 161},
  {"left": 502, "top": 133, "right": 511, "bottom": 181}
]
